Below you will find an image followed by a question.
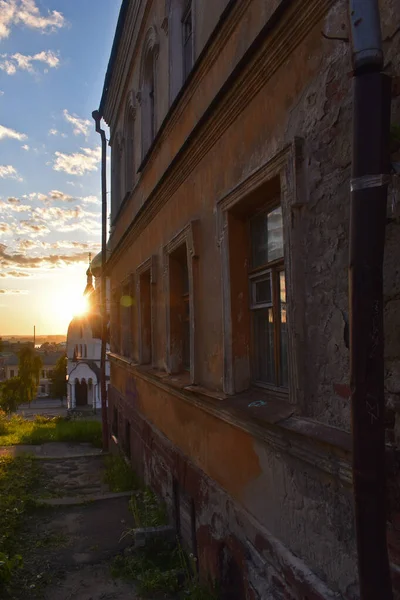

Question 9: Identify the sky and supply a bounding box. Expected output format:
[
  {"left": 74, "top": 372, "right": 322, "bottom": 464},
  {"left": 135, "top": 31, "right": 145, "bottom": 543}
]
[{"left": 0, "top": 0, "right": 121, "bottom": 336}]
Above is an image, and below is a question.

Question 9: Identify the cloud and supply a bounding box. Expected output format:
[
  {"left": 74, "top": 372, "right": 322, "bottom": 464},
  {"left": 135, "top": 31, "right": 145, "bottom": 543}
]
[
  {"left": 0, "top": 222, "right": 12, "bottom": 235},
  {"left": 18, "top": 220, "right": 50, "bottom": 236},
  {"left": 17, "top": 239, "right": 100, "bottom": 252},
  {"left": 0, "top": 0, "right": 65, "bottom": 40},
  {"left": 48, "top": 189, "right": 73, "bottom": 202},
  {"left": 0, "top": 90, "right": 4, "bottom": 96},
  {"left": 0, "top": 198, "right": 30, "bottom": 212},
  {"left": 21, "top": 143, "right": 29, "bottom": 150},
  {"left": 32, "top": 205, "right": 82, "bottom": 222},
  {"left": 22, "top": 191, "right": 47, "bottom": 202},
  {"left": 53, "top": 146, "right": 100, "bottom": 176},
  {"left": 0, "top": 270, "right": 29, "bottom": 278},
  {"left": 81, "top": 195, "right": 100, "bottom": 205},
  {"left": 0, "top": 49, "right": 60, "bottom": 75},
  {"left": 0, "top": 165, "right": 22, "bottom": 180},
  {"left": 0, "top": 124, "right": 27, "bottom": 141},
  {"left": 0, "top": 243, "right": 95, "bottom": 270},
  {"left": 49, "top": 128, "right": 58, "bottom": 135},
  {"left": 63, "top": 109, "right": 91, "bottom": 137}
]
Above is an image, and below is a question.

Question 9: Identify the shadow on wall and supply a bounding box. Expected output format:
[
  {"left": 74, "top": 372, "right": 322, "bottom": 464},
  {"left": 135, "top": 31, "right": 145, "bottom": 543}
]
[{"left": 218, "top": 543, "right": 245, "bottom": 600}]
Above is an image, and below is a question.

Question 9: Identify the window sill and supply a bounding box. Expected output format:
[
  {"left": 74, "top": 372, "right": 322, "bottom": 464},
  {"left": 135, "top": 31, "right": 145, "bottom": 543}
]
[{"left": 108, "top": 351, "right": 351, "bottom": 452}]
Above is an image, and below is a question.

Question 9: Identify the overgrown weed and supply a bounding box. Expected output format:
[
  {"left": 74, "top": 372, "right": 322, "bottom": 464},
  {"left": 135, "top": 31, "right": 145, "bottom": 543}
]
[{"left": 103, "top": 454, "right": 141, "bottom": 492}]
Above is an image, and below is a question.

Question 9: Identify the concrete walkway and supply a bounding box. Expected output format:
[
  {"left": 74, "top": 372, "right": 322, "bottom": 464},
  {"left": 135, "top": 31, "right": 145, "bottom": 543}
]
[
  {"left": 8, "top": 443, "right": 140, "bottom": 600},
  {"left": 0, "top": 441, "right": 104, "bottom": 458}
]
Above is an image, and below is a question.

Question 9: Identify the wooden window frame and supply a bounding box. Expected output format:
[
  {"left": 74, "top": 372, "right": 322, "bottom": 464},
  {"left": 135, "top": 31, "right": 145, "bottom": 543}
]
[
  {"left": 163, "top": 221, "right": 199, "bottom": 383},
  {"left": 136, "top": 256, "right": 157, "bottom": 366},
  {"left": 121, "top": 277, "right": 132, "bottom": 359},
  {"left": 248, "top": 206, "right": 287, "bottom": 389},
  {"left": 111, "top": 286, "right": 121, "bottom": 355},
  {"left": 217, "top": 140, "right": 306, "bottom": 406}
]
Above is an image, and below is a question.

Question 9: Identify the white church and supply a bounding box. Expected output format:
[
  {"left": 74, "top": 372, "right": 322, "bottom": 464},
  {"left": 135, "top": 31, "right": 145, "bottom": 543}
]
[{"left": 66, "top": 253, "right": 110, "bottom": 410}]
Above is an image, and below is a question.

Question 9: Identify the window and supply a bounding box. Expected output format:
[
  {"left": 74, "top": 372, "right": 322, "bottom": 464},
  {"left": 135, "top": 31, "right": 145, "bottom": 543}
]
[
  {"left": 121, "top": 281, "right": 132, "bottom": 358},
  {"left": 137, "top": 257, "right": 156, "bottom": 365},
  {"left": 83, "top": 345, "right": 87, "bottom": 358},
  {"left": 10, "top": 370, "right": 14, "bottom": 378},
  {"left": 125, "top": 92, "right": 136, "bottom": 193},
  {"left": 249, "top": 206, "right": 288, "bottom": 387},
  {"left": 168, "top": 0, "right": 194, "bottom": 102},
  {"left": 139, "top": 27, "right": 159, "bottom": 158},
  {"left": 42, "top": 369, "right": 45, "bottom": 378},
  {"left": 182, "top": 2, "right": 193, "bottom": 81},
  {"left": 111, "top": 288, "right": 121, "bottom": 354},
  {"left": 164, "top": 222, "right": 198, "bottom": 380},
  {"left": 139, "top": 269, "right": 152, "bottom": 364},
  {"left": 169, "top": 244, "right": 190, "bottom": 372},
  {"left": 111, "top": 133, "right": 123, "bottom": 221}
]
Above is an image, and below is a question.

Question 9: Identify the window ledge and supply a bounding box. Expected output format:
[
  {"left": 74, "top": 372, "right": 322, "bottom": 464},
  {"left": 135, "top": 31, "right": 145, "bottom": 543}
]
[{"left": 108, "top": 352, "right": 351, "bottom": 465}]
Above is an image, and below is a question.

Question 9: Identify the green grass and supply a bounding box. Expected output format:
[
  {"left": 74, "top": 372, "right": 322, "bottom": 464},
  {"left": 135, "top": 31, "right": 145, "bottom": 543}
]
[
  {"left": 0, "top": 415, "right": 102, "bottom": 447},
  {"left": 129, "top": 488, "right": 168, "bottom": 528},
  {"left": 0, "top": 454, "right": 40, "bottom": 593},
  {"left": 103, "top": 454, "right": 141, "bottom": 492},
  {"left": 112, "top": 539, "right": 218, "bottom": 599},
  {"left": 112, "top": 539, "right": 181, "bottom": 596}
]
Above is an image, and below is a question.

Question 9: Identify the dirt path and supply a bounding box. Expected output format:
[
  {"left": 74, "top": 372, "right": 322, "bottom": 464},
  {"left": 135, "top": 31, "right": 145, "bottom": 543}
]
[{"left": 7, "top": 446, "right": 140, "bottom": 600}]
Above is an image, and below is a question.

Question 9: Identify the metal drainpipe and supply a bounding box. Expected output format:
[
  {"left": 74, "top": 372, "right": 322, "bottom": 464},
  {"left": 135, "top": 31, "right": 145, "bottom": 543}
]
[
  {"left": 349, "top": 1, "right": 393, "bottom": 598},
  {"left": 92, "top": 110, "right": 109, "bottom": 451}
]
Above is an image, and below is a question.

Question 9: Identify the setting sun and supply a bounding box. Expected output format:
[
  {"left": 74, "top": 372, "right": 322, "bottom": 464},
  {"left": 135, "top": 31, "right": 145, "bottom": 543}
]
[{"left": 72, "top": 294, "right": 89, "bottom": 317}]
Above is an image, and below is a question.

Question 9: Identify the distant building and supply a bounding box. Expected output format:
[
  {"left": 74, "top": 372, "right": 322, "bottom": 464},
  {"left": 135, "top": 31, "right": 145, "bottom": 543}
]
[
  {"left": 0, "top": 350, "right": 63, "bottom": 396},
  {"left": 66, "top": 254, "right": 110, "bottom": 410}
]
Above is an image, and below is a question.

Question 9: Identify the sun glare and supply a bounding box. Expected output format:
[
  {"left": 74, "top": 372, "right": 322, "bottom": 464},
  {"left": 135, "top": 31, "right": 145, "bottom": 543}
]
[{"left": 72, "top": 295, "right": 89, "bottom": 316}]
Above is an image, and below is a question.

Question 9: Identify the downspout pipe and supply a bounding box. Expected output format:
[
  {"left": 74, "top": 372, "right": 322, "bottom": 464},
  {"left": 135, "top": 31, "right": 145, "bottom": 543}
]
[
  {"left": 349, "top": 2, "right": 393, "bottom": 598},
  {"left": 92, "top": 110, "right": 109, "bottom": 452}
]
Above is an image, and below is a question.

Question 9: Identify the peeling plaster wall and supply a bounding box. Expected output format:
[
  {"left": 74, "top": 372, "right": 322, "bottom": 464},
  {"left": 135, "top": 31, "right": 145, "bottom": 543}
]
[{"left": 103, "top": 0, "right": 400, "bottom": 597}]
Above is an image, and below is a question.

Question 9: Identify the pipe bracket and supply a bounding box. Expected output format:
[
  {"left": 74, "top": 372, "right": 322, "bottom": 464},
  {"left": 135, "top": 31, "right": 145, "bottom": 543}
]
[{"left": 350, "top": 174, "right": 391, "bottom": 191}]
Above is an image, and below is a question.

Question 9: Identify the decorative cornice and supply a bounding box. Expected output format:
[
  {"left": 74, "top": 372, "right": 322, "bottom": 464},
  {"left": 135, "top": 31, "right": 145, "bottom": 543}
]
[
  {"left": 136, "top": 254, "right": 157, "bottom": 284},
  {"left": 163, "top": 220, "right": 199, "bottom": 258},
  {"left": 106, "top": 0, "right": 335, "bottom": 269}
]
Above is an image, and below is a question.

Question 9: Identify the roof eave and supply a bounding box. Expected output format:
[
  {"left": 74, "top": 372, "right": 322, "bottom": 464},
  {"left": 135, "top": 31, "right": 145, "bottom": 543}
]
[{"left": 98, "top": 0, "right": 131, "bottom": 119}]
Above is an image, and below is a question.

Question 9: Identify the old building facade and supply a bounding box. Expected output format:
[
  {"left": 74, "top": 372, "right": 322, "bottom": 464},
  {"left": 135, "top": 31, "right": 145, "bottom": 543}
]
[{"left": 98, "top": 0, "right": 400, "bottom": 597}]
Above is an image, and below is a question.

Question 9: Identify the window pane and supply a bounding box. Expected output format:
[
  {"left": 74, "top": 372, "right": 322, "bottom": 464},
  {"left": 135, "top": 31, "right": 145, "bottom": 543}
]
[
  {"left": 279, "top": 271, "right": 288, "bottom": 387},
  {"left": 253, "top": 307, "right": 275, "bottom": 384},
  {"left": 182, "top": 297, "right": 190, "bottom": 370},
  {"left": 254, "top": 275, "right": 272, "bottom": 304},
  {"left": 268, "top": 207, "right": 284, "bottom": 262},
  {"left": 251, "top": 206, "right": 284, "bottom": 268}
]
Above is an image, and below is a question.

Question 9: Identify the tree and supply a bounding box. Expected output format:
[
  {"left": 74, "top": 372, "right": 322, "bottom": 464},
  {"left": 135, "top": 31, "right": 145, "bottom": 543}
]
[
  {"left": 50, "top": 354, "right": 67, "bottom": 403},
  {"left": 18, "top": 347, "right": 42, "bottom": 406},
  {"left": 0, "top": 378, "right": 21, "bottom": 414}
]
